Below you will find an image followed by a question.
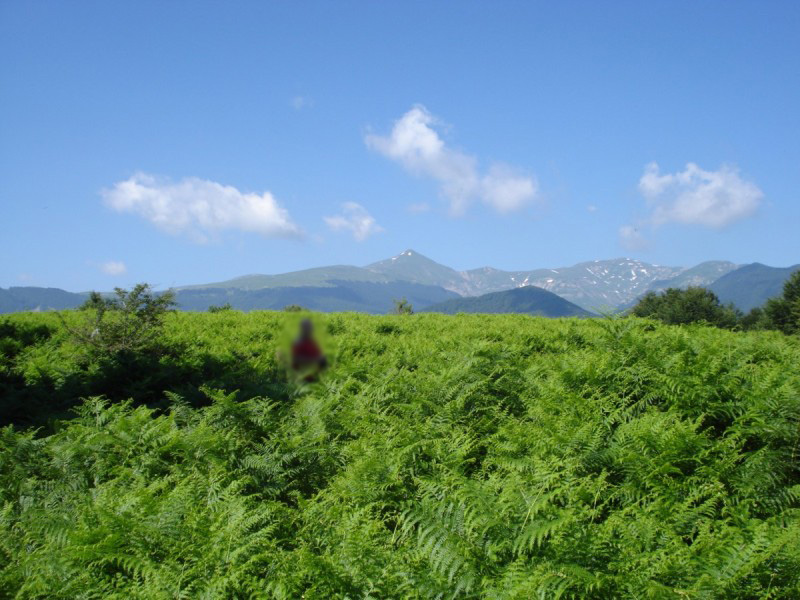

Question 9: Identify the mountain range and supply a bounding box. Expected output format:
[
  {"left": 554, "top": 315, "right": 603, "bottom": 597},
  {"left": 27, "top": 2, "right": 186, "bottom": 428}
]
[
  {"left": 180, "top": 250, "right": 739, "bottom": 311},
  {"left": 1, "top": 250, "right": 797, "bottom": 316}
]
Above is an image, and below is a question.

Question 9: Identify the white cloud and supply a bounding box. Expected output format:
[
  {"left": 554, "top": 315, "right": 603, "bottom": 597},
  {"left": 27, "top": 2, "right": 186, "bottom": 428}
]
[
  {"left": 103, "top": 173, "right": 301, "bottom": 242},
  {"left": 481, "top": 164, "right": 537, "bottom": 213},
  {"left": 324, "top": 202, "right": 383, "bottom": 241},
  {"left": 638, "top": 162, "right": 763, "bottom": 228},
  {"left": 291, "top": 95, "right": 313, "bottom": 110},
  {"left": 619, "top": 161, "right": 762, "bottom": 251},
  {"left": 100, "top": 261, "right": 127, "bottom": 276},
  {"left": 365, "top": 105, "right": 538, "bottom": 215},
  {"left": 587, "top": 204, "right": 598, "bottom": 213}
]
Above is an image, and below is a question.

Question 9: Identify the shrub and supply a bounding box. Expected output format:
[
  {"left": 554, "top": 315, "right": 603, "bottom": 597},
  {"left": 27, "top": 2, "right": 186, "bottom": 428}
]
[
  {"left": 79, "top": 290, "right": 113, "bottom": 311},
  {"left": 763, "top": 270, "right": 800, "bottom": 334},
  {"left": 208, "top": 303, "right": 233, "bottom": 313},
  {"left": 631, "top": 286, "right": 740, "bottom": 328},
  {"left": 392, "top": 297, "right": 414, "bottom": 315},
  {"left": 66, "top": 283, "right": 176, "bottom": 356}
]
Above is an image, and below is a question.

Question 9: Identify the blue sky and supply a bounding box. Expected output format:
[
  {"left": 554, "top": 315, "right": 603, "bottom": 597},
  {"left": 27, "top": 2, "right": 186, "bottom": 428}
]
[{"left": 2, "top": 1, "right": 798, "bottom": 291}]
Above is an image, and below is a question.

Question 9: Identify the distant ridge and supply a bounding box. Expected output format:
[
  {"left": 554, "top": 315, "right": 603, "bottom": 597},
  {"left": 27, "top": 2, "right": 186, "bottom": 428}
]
[
  {"left": 646, "top": 261, "right": 739, "bottom": 293},
  {"left": 0, "top": 287, "right": 85, "bottom": 313},
  {"left": 423, "top": 286, "right": 594, "bottom": 317},
  {"left": 709, "top": 263, "right": 800, "bottom": 311},
  {"left": 175, "top": 280, "right": 459, "bottom": 314},
  {"left": 178, "top": 265, "right": 389, "bottom": 291}
]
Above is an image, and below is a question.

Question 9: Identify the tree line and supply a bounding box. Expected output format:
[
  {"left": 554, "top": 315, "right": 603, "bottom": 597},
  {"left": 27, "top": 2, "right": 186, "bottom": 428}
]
[{"left": 631, "top": 271, "right": 800, "bottom": 334}]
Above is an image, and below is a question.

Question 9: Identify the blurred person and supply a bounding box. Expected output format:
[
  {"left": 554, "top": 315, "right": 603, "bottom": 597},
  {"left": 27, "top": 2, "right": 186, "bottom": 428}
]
[{"left": 290, "top": 318, "right": 327, "bottom": 381}]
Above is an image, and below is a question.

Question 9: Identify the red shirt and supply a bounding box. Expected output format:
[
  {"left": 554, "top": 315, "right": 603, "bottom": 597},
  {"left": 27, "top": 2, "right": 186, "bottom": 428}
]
[{"left": 291, "top": 338, "right": 322, "bottom": 369}]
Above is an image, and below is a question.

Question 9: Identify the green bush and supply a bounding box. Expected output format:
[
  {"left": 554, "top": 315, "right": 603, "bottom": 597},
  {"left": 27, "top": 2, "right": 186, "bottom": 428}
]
[
  {"left": 764, "top": 270, "right": 800, "bottom": 335},
  {"left": 632, "top": 287, "right": 740, "bottom": 329},
  {"left": 208, "top": 302, "right": 233, "bottom": 313},
  {"left": 392, "top": 297, "right": 414, "bottom": 315},
  {"left": 66, "top": 283, "right": 176, "bottom": 356}
]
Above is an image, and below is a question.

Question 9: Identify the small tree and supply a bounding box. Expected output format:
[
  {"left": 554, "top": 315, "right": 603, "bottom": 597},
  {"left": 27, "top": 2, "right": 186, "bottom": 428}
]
[
  {"left": 208, "top": 303, "right": 233, "bottom": 313},
  {"left": 80, "top": 291, "right": 113, "bottom": 311},
  {"left": 631, "top": 287, "right": 739, "bottom": 329},
  {"left": 392, "top": 297, "right": 414, "bottom": 315},
  {"left": 739, "top": 306, "right": 770, "bottom": 331},
  {"left": 763, "top": 270, "right": 800, "bottom": 334},
  {"left": 68, "top": 284, "right": 176, "bottom": 355}
]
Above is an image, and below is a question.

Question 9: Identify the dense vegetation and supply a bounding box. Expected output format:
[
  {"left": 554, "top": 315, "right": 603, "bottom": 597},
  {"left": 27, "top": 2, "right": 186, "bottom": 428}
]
[
  {"left": 1, "top": 309, "right": 799, "bottom": 598},
  {"left": 632, "top": 272, "right": 800, "bottom": 334},
  {"left": 631, "top": 287, "right": 740, "bottom": 329},
  {"left": 762, "top": 270, "right": 800, "bottom": 335}
]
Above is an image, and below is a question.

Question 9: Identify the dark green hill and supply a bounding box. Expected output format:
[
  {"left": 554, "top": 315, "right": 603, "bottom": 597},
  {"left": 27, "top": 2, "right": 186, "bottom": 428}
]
[
  {"left": 423, "top": 285, "right": 594, "bottom": 317},
  {"left": 709, "top": 263, "right": 800, "bottom": 311},
  {"left": 0, "top": 286, "right": 86, "bottom": 313}
]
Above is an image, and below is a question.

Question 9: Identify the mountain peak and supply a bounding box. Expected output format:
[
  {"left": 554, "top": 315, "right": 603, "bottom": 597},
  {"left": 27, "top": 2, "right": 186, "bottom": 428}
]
[
  {"left": 396, "top": 249, "right": 427, "bottom": 259},
  {"left": 377, "top": 249, "right": 440, "bottom": 265},
  {"left": 366, "top": 249, "right": 463, "bottom": 290}
]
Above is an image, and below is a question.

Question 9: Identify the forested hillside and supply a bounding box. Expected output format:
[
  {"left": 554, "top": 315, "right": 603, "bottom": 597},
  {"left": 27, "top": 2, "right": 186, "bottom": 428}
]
[
  {"left": 1, "top": 311, "right": 799, "bottom": 598},
  {"left": 0, "top": 287, "right": 85, "bottom": 313},
  {"left": 424, "top": 286, "right": 593, "bottom": 317},
  {"left": 710, "top": 263, "right": 800, "bottom": 311}
]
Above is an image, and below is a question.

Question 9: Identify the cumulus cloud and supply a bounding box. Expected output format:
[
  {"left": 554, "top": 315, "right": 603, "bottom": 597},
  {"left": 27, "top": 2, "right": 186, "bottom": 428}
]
[
  {"left": 100, "top": 261, "right": 127, "bottom": 276},
  {"left": 365, "top": 105, "right": 538, "bottom": 215},
  {"left": 481, "top": 165, "right": 538, "bottom": 213},
  {"left": 638, "top": 162, "right": 763, "bottom": 228},
  {"left": 103, "top": 173, "right": 301, "bottom": 242},
  {"left": 619, "top": 162, "right": 763, "bottom": 251},
  {"left": 324, "top": 202, "right": 383, "bottom": 241}
]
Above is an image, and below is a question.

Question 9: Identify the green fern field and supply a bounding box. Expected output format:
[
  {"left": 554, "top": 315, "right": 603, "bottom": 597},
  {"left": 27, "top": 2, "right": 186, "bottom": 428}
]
[{"left": 1, "top": 311, "right": 799, "bottom": 598}]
